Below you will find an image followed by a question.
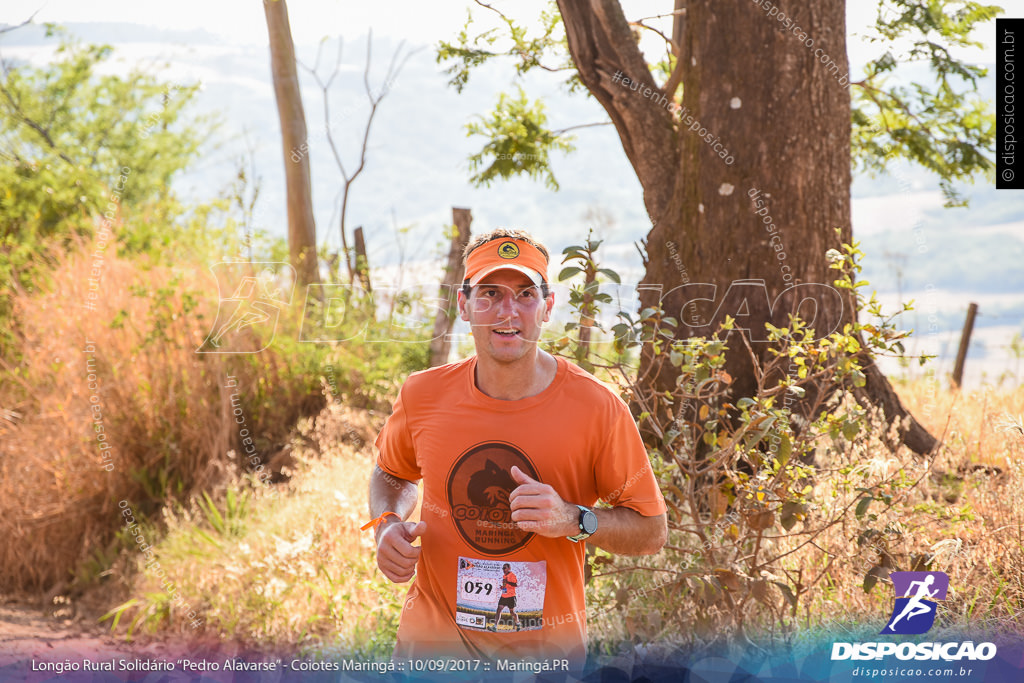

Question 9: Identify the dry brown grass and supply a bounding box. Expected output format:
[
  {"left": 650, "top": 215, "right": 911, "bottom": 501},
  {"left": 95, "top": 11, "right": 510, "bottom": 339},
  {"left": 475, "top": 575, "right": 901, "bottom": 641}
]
[
  {"left": 0, "top": 233, "right": 316, "bottom": 593},
  {"left": 104, "top": 403, "right": 407, "bottom": 655},
  {"left": 896, "top": 376, "right": 1024, "bottom": 471},
  {"left": 892, "top": 379, "right": 1024, "bottom": 633}
]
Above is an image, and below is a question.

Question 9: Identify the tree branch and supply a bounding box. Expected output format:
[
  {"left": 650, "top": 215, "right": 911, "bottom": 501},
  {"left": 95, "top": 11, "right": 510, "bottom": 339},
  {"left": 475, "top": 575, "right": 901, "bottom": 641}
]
[
  {"left": 555, "top": 0, "right": 678, "bottom": 217},
  {"left": 628, "top": 20, "right": 674, "bottom": 52},
  {"left": 552, "top": 120, "right": 612, "bottom": 135},
  {"left": 0, "top": 81, "right": 75, "bottom": 166},
  {"left": 0, "top": 10, "right": 39, "bottom": 35},
  {"left": 473, "top": 0, "right": 570, "bottom": 74},
  {"left": 300, "top": 30, "right": 416, "bottom": 283}
]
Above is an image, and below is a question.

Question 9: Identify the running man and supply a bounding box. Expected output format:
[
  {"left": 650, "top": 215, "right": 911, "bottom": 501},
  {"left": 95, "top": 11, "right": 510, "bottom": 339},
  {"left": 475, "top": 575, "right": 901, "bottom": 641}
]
[
  {"left": 491, "top": 563, "right": 521, "bottom": 632},
  {"left": 367, "top": 228, "right": 667, "bottom": 667}
]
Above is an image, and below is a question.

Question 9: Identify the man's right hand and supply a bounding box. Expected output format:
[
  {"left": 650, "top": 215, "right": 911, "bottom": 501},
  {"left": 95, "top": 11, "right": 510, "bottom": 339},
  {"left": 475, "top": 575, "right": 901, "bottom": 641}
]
[{"left": 375, "top": 520, "right": 426, "bottom": 583}]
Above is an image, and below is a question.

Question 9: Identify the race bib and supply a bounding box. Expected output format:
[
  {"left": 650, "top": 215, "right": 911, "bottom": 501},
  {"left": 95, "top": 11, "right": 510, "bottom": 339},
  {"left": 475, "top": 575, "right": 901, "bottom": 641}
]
[{"left": 454, "top": 557, "right": 546, "bottom": 632}]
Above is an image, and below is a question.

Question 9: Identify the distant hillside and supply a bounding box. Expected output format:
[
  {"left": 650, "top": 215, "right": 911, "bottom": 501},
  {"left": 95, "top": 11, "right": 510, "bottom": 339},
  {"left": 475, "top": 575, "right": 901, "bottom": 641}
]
[{"left": 3, "top": 21, "right": 1019, "bottom": 384}]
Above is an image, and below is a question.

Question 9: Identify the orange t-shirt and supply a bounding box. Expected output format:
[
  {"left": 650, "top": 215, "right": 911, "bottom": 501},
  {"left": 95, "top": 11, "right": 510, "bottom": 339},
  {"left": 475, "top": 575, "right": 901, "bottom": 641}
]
[
  {"left": 375, "top": 356, "right": 666, "bottom": 664},
  {"left": 501, "top": 572, "right": 517, "bottom": 599}
]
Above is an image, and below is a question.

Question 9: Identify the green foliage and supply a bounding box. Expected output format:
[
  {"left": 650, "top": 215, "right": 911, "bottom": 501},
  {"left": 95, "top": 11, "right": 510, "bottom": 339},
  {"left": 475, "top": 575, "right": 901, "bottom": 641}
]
[
  {"left": 0, "top": 30, "right": 208, "bottom": 215},
  {"left": 549, "top": 238, "right": 961, "bottom": 643},
  {"left": 436, "top": 3, "right": 575, "bottom": 93},
  {"left": 550, "top": 230, "right": 620, "bottom": 372},
  {"left": 851, "top": 0, "right": 1001, "bottom": 206},
  {"left": 0, "top": 28, "right": 213, "bottom": 351},
  {"left": 465, "top": 88, "right": 575, "bottom": 190},
  {"left": 298, "top": 290, "right": 432, "bottom": 410},
  {"left": 438, "top": 2, "right": 585, "bottom": 192},
  {"left": 440, "top": 1, "right": 997, "bottom": 206},
  {"left": 198, "top": 489, "right": 250, "bottom": 540},
  {"left": 100, "top": 491, "right": 253, "bottom": 638}
]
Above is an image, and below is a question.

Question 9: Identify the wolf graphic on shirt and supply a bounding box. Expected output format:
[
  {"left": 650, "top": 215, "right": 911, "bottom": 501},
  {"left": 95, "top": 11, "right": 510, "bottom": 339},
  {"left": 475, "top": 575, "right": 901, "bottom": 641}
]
[
  {"left": 468, "top": 460, "right": 517, "bottom": 507},
  {"left": 447, "top": 442, "right": 539, "bottom": 555}
]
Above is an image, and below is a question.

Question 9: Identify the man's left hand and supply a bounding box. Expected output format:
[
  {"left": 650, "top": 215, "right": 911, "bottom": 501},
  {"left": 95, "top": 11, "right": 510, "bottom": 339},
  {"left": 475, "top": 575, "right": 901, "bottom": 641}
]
[{"left": 508, "top": 466, "right": 579, "bottom": 537}]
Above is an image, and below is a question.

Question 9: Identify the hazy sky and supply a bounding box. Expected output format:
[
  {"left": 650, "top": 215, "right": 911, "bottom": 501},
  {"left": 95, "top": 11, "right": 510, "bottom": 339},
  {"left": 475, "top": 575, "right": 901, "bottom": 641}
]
[
  {"left": 1, "top": 1, "right": 1017, "bottom": 383},
  {"left": 3, "top": 0, "right": 997, "bottom": 65}
]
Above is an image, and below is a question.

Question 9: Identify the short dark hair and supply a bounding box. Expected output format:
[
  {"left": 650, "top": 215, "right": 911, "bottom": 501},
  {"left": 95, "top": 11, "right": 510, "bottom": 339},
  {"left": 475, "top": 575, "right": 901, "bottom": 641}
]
[{"left": 461, "top": 228, "right": 551, "bottom": 298}]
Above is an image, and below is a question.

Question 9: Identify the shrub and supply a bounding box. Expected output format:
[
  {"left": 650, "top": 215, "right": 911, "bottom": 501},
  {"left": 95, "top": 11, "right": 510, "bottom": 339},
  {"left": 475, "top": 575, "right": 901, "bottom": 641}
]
[
  {"left": 549, "top": 237, "right": 1023, "bottom": 651},
  {"left": 0, "top": 235, "right": 319, "bottom": 592}
]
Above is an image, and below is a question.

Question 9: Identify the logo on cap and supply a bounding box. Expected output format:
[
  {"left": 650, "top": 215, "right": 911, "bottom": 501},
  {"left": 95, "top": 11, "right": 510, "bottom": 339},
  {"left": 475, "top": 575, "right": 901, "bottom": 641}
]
[{"left": 498, "top": 242, "right": 520, "bottom": 259}]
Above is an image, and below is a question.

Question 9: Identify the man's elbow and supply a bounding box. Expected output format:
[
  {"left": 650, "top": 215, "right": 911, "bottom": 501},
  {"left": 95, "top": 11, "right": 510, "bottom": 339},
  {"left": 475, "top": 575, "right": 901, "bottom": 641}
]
[{"left": 638, "top": 514, "right": 668, "bottom": 555}]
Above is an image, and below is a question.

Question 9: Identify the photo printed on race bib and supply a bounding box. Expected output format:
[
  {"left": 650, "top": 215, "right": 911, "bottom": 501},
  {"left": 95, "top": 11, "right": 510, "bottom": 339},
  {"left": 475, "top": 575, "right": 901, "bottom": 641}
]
[{"left": 454, "top": 557, "right": 546, "bottom": 633}]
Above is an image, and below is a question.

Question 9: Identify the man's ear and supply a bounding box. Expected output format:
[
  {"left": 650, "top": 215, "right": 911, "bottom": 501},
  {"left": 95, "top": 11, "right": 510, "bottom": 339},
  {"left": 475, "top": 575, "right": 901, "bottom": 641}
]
[
  {"left": 542, "top": 290, "right": 554, "bottom": 323},
  {"left": 457, "top": 289, "right": 469, "bottom": 321}
]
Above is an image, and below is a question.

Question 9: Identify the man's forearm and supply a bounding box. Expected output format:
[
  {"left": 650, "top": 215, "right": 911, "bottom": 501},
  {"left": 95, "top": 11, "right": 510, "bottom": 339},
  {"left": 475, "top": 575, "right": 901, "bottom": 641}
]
[
  {"left": 368, "top": 466, "right": 419, "bottom": 541},
  {"left": 507, "top": 467, "right": 667, "bottom": 554},
  {"left": 588, "top": 508, "right": 667, "bottom": 555}
]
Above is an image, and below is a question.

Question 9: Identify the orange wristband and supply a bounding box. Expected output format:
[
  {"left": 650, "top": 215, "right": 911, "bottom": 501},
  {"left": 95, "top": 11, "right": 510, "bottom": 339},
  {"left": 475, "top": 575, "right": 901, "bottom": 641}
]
[{"left": 361, "top": 511, "right": 401, "bottom": 531}]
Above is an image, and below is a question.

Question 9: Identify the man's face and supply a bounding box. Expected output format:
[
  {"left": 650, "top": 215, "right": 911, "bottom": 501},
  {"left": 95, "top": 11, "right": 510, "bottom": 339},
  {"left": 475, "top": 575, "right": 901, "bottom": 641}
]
[
  {"left": 503, "top": 564, "right": 511, "bottom": 573},
  {"left": 458, "top": 269, "right": 554, "bottom": 365}
]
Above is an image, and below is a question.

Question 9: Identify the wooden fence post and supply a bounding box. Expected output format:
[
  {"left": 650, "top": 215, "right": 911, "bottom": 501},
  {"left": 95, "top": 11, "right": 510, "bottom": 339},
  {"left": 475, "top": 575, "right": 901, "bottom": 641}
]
[{"left": 952, "top": 302, "right": 978, "bottom": 389}]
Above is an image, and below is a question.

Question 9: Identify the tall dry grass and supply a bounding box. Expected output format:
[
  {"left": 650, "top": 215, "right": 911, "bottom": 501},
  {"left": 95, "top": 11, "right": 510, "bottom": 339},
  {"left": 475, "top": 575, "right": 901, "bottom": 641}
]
[
  {"left": 0, "top": 232, "right": 317, "bottom": 593},
  {"left": 104, "top": 403, "right": 406, "bottom": 655},
  {"left": 895, "top": 376, "right": 1024, "bottom": 471},
  {"left": 892, "top": 379, "right": 1024, "bottom": 632}
]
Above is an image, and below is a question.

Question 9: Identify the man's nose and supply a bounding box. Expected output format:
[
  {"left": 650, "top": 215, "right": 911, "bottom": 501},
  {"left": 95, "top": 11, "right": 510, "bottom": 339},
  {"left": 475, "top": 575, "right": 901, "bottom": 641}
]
[{"left": 497, "top": 291, "right": 517, "bottom": 317}]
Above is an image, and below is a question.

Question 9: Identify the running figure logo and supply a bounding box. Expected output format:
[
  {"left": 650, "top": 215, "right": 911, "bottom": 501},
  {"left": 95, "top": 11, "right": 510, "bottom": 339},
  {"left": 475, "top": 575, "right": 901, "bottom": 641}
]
[
  {"left": 197, "top": 263, "right": 294, "bottom": 354},
  {"left": 881, "top": 571, "right": 949, "bottom": 635}
]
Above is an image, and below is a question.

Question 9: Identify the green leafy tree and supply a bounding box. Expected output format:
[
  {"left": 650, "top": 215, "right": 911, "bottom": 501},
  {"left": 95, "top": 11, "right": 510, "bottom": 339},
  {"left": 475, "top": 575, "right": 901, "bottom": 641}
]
[
  {"left": 851, "top": 0, "right": 998, "bottom": 207},
  {"left": 0, "top": 27, "right": 210, "bottom": 348},
  {"left": 438, "top": 0, "right": 1000, "bottom": 455},
  {"left": 466, "top": 87, "right": 575, "bottom": 190}
]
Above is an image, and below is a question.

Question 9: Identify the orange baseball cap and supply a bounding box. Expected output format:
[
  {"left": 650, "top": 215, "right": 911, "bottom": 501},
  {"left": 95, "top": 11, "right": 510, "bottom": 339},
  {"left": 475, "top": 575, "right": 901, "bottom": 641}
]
[{"left": 464, "top": 238, "right": 549, "bottom": 287}]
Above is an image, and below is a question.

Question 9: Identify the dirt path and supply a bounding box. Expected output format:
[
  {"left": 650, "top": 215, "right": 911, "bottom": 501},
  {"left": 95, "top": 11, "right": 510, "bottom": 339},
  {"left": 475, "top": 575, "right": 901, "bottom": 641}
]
[
  {"left": 0, "top": 602, "right": 129, "bottom": 659},
  {"left": 0, "top": 601, "right": 186, "bottom": 677},
  {"left": 0, "top": 407, "right": 383, "bottom": 679}
]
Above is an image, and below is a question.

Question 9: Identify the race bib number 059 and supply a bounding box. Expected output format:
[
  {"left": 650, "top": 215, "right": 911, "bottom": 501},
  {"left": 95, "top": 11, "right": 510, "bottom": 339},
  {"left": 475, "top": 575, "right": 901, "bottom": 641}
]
[{"left": 454, "top": 557, "right": 546, "bottom": 633}]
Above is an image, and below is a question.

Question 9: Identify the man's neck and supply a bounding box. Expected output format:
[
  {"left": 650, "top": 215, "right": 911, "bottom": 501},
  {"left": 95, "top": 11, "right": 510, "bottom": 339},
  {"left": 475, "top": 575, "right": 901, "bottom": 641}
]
[{"left": 474, "top": 350, "right": 557, "bottom": 401}]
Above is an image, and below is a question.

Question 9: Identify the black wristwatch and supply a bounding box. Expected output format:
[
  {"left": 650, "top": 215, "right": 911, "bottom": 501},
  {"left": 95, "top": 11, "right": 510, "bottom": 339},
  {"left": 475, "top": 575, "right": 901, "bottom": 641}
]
[{"left": 567, "top": 505, "right": 598, "bottom": 542}]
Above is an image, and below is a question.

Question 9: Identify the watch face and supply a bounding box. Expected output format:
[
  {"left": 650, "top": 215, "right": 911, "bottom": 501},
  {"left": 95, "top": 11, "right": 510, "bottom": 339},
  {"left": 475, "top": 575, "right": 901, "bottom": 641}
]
[{"left": 581, "top": 509, "right": 598, "bottom": 535}]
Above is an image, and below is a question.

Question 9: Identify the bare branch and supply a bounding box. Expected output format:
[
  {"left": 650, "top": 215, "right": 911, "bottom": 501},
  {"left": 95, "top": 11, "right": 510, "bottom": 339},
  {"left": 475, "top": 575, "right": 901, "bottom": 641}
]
[
  {"left": 628, "top": 19, "right": 673, "bottom": 50},
  {"left": 0, "top": 9, "right": 40, "bottom": 36},
  {"left": 630, "top": 9, "right": 686, "bottom": 24},
  {"left": 552, "top": 120, "right": 612, "bottom": 135},
  {"left": 303, "top": 30, "right": 417, "bottom": 282},
  {"left": 473, "top": 0, "right": 513, "bottom": 25}
]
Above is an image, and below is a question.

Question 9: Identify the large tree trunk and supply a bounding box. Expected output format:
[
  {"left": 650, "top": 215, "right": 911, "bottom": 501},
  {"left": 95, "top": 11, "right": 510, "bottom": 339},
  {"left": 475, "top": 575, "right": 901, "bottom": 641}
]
[
  {"left": 264, "top": 0, "right": 318, "bottom": 288},
  {"left": 557, "top": 0, "right": 936, "bottom": 454},
  {"left": 429, "top": 208, "right": 473, "bottom": 367}
]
